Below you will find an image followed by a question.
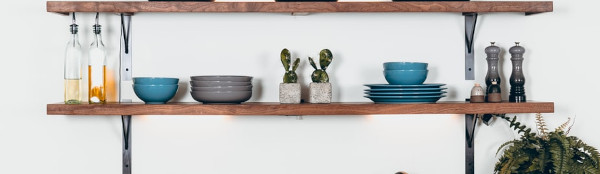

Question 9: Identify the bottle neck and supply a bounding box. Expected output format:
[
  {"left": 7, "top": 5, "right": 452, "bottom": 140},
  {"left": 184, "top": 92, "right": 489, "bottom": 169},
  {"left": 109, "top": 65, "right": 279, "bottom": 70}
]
[
  {"left": 71, "top": 33, "right": 79, "bottom": 40},
  {"left": 69, "top": 33, "right": 80, "bottom": 48},
  {"left": 92, "top": 33, "right": 103, "bottom": 46}
]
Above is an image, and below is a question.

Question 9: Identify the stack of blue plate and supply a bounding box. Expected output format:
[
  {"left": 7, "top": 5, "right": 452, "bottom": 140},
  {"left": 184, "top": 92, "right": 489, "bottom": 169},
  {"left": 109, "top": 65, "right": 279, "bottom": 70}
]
[{"left": 364, "top": 83, "right": 447, "bottom": 104}]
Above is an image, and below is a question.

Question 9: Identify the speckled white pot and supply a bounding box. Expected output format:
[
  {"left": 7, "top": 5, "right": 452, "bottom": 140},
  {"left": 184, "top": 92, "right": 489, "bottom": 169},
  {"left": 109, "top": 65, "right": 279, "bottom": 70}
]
[{"left": 309, "top": 82, "right": 331, "bottom": 104}]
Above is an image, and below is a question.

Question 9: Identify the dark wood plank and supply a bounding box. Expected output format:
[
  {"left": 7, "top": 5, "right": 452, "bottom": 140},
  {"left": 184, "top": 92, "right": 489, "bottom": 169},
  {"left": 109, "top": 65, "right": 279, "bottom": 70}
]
[
  {"left": 47, "top": 101, "right": 554, "bottom": 115},
  {"left": 47, "top": 1, "right": 553, "bottom": 14}
]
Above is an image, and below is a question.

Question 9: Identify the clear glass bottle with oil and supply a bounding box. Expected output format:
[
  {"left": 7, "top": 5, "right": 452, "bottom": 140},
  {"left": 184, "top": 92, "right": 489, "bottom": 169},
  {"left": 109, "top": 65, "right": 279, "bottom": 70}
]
[
  {"left": 64, "top": 13, "right": 82, "bottom": 104},
  {"left": 88, "top": 13, "right": 106, "bottom": 104}
]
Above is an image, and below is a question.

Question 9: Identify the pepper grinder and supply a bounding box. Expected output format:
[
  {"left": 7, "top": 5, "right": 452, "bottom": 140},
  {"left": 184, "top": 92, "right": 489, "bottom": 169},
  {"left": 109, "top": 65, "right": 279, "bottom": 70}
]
[
  {"left": 485, "top": 42, "right": 502, "bottom": 102},
  {"left": 509, "top": 42, "right": 526, "bottom": 102}
]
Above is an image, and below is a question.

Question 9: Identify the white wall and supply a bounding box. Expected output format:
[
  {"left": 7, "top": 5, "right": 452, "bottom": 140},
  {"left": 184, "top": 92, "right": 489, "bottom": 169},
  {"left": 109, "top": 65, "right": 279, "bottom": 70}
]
[{"left": 1, "top": 0, "right": 598, "bottom": 173}]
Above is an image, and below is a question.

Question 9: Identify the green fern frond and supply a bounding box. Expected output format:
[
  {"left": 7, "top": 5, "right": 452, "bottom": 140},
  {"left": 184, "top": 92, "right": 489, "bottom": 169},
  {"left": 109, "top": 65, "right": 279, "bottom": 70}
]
[
  {"left": 576, "top": 138, "right": 600, "bottom": 168},
  {"left": 497, "top": 140, "right": 520, "bottom": 156},
  {"left": 582, "top": 165, "right": 600, "bottom": 174},
  {"left": 549, "top": 131, "right": 573, "bottom": 173}
]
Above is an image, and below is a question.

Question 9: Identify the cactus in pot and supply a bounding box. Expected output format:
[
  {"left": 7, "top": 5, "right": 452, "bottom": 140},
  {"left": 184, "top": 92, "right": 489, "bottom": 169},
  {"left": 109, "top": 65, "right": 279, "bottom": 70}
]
[
  {"left": 281, "top": 48, "right": 300, "bottom": 83},
  {"left": 308, "top": 49, "right": 333, "bottom": 103},
  {"left": 279, "top": 48, "right": 302, "bottom": 104},
  {"left": 308, "top": 49, "right": 333, "bottom": 83}
]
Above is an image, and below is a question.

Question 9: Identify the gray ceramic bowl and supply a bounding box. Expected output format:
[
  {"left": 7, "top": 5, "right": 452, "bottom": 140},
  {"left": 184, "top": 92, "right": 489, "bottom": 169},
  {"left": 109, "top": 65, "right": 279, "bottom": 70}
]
[
  {"left": 191, "top": 86, "right": 252, "bottom": 91},
  {"left": 190, "top": 81, "right": 252, "bottom": 87},
  {"left": 190, "top": 91, "right": 252, "bottom": 103},
  {"left": 190, "top": 76, "right": 253, "bottom": 82}
]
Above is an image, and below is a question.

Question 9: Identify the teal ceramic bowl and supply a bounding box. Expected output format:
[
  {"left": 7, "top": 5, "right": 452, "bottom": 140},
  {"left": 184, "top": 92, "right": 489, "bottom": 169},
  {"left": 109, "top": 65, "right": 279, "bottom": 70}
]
[
  {"left": 133, "top": 84, "right": 179, "bottom": 104},
  {"left": 384, "top": 70, "right": 428, "bottom": 85},
  {"left": 383, "top": 62, "right": 428, "bottom": 70},
  {"left": 133, "top": 77, "right": 179, "bottom": 85}
]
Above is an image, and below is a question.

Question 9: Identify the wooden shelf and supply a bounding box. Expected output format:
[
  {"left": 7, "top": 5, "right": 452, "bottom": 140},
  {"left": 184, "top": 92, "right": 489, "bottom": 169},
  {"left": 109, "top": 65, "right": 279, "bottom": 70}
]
[
  {"left": 47, "top": 101, "right": 554, "bottom": 116},
  {"left": 47, "top": 1, "right": 553, "bottom": 15}
]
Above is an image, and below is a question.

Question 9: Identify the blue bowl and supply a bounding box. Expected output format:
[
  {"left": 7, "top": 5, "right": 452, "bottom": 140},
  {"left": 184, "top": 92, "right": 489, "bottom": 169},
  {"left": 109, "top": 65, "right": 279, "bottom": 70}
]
[
  {"left": 133, "top": 77, "right": 179, "bottom": 85},
  {"left": 383, "top": 62, "right": 428, "bottom": 70},
  {"left": 133, "top": 84, "right": 179, "bottom": 104},
  {"left": 384, "top": 70, "right": 428, "bottom": 85}
]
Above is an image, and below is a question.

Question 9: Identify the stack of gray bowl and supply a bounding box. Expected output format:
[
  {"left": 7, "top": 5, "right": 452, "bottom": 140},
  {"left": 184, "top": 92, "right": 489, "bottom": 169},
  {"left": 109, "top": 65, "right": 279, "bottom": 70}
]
[{"left": 190, "top": 76, "right": 253, "bottom": 104}]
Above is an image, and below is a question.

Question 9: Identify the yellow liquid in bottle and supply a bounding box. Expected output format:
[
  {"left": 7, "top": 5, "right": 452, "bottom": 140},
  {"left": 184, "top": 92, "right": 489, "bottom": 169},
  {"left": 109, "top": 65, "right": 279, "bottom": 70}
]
[
  {"left": 88, "top": 65, "right": 106, "bottom": 104},
  {"left": 64, "top": 79, "right": 81, "bottom": 104}
]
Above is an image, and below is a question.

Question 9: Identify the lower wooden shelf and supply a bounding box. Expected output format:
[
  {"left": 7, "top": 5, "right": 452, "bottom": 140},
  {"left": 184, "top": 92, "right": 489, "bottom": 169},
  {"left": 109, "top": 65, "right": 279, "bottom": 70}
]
[{"left": 47, "top": 101, "right": 554, "bottom": 116}]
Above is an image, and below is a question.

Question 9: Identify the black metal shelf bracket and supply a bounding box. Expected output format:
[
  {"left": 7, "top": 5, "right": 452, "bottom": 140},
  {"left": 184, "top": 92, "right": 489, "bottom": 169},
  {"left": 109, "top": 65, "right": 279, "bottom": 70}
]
[
  {"left": 464, "top": 12, "right": 478, "bottom": 80},
  {"left": 119, "top": 13, "right": 133, "bottom": 174},
  {"left": 122, "top": 115, "right": 132, "bottom": 174},
  {"left": 465, "top": 114, "right": 477, "bottom": 174},
  {"left": 120, "top": 13, "right": 133, "bottom": 82}
]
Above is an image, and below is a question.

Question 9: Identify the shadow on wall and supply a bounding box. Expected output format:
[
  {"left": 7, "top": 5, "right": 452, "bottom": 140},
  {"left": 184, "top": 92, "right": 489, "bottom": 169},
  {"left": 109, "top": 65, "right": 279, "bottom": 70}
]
[
  {"left": 330, "top": 50, "right": 341, "bottom": 101},
  {"left": 252, "top": 78, "right": 263, "bottom": 101},
  {"left": 498, "top": 46, "right": 510, "bottom": 100},
  {"left": 171, "top": 81, "right": 189, "bottom": 102}
]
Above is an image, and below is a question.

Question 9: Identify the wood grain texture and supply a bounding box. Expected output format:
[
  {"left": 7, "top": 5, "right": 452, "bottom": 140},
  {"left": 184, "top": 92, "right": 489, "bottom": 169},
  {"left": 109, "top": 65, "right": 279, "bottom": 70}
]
[
  {"left": 47, "top": 101, "right": 554, "bottom": 116},
  {"left": 47, "top": 1, "right": 553, "bottom": 14}
]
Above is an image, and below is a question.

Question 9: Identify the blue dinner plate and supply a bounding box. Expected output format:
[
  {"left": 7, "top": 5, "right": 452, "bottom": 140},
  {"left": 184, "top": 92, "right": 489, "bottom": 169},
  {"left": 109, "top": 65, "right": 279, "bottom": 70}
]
[
  {"left": 364, "top": 95, "right": 446, "bottom": 104},
  {"left": 365, "top": 91, "right": 447, "bottom": 96},
  {"left": 364, "top": 83, "right": 446, "bottom": 88},
  {"left": 365, "top": 87, "right": 448, "bottom": 92},
  {"left": 365, "top": 95, "right": 446, "bottom": 99}
]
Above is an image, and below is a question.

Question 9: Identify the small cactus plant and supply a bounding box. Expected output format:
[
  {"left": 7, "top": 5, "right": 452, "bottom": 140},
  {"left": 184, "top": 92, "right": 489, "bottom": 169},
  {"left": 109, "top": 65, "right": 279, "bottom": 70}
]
[
  {"left": 281, "top": 48, "right": 300, "bottom": 83},
  {"left": 308, "top": 49, "right": 333, "bottom": 83}
]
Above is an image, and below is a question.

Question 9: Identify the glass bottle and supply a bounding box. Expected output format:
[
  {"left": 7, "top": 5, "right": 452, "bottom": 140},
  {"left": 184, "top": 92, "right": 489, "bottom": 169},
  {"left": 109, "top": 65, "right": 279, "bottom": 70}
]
[
  {"left": 88, "top": 13, "right": 106, "bottom": 104},
  {"left": 64, "top": 13, "right": 82, "bottom": 104}
]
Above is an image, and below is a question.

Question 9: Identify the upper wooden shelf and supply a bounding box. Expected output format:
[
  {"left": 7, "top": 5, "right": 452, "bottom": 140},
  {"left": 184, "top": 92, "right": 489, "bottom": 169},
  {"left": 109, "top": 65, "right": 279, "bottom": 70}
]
[
  {"left": 47, "top": 101, "right": 554, "bottom": 116},
  {"left": 46, "top": 1, "right": 553, "bottom": 15}
]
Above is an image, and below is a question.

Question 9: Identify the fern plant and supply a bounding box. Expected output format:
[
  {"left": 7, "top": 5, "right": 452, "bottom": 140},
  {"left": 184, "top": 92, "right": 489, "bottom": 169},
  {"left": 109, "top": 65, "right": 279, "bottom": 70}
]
[{"left": 495, "top": 114, "right": 600, "bottom": 174}]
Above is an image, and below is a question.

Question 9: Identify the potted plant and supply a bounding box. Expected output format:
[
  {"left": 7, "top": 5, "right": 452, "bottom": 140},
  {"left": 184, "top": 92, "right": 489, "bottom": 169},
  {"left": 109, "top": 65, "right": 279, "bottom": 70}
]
[
  {"left": 495, "top": 114, "right": 600, "bottom": 174},
  {"left": 308, "top": 49, "right": 333, "bottom": 104},
  {"left": 279, "top": 48, "right": 301, "bottom": 104}
]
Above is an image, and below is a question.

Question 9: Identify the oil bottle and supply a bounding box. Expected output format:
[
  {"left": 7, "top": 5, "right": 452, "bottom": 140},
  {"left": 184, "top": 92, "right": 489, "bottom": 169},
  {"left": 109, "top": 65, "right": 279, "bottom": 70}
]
[
  {"left": 64, "top": 13, "right": 82, "bottom": 104},
  {"left": 88, "top": 13, "right": 106, "bottom": 104}
]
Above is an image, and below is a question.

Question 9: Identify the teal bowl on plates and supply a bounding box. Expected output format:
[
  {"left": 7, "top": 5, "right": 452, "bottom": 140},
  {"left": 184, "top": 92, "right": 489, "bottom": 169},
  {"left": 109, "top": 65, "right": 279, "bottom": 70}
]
[
  {"left": 133, "top": 77, "right": 179, "bottom": 85},
  {"left": 384, "top": 70, "right": 428, "bottom": 85},
  {"left": 383, "top": 62, "right": 428, "bottom": 70},
  {"left": 133, "top": 84, "right": 179, "bottom": 104}
]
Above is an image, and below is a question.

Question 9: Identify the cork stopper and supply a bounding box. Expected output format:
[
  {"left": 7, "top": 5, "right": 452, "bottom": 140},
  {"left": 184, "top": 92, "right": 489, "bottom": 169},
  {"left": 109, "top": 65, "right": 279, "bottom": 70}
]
[
  {"left": 92, "top": 12, "right": 102, "bottom": 34},
  {"left": 474, "top": 83, "right": 481, "bottom": 87},
  {"left": 69, "top": 12, "right": 78, "bottom": 34}
]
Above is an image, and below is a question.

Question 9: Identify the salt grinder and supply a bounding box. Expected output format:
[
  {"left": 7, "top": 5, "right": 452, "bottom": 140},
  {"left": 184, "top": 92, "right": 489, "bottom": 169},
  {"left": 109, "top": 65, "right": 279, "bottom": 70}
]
[
  {"left": 485, "top": 42, "right": 502, "bottom": 102},
  {"left": 509, "top": 42, "right": 526, "bottom": 102}
]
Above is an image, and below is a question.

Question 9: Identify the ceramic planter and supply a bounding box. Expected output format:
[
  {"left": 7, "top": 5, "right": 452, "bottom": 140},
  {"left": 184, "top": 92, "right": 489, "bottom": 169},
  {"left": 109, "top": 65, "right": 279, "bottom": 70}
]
[
  {"left": 309, "top": 82, "right": 331, "bottom": 104},
  {"left": 279, "top": 83, "right": 301, "bottom": 104}
]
